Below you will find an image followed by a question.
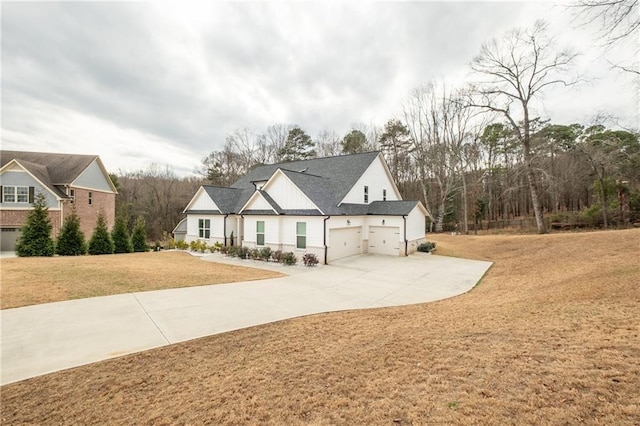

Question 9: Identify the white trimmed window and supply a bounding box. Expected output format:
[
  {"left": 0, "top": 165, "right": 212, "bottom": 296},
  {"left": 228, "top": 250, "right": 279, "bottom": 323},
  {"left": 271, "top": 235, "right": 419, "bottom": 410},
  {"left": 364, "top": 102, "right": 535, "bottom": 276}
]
[
  {"left": 296, "top": 222, "right": 306, "bottom": 249},
  {"left": 2, "top": 186, "right": 30, "bottom": 203},
  {"left": 198, "top": 219, "right": 211, "bottom": 238},
  {"left": 256, "top": 221, "right": 265, "bottom": 246}
]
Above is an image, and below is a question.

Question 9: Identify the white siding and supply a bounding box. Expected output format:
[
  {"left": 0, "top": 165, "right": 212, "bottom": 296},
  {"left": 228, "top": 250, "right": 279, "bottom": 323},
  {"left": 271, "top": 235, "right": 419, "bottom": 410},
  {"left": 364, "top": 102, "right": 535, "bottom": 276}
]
[
  {"left": 185, "top": 215, "right": 224, "bottom": 244},
  {"left": 264, "top": 172, "right": 318, "bottom": 211},
  {"left": 188, "top": 188, "right": 220, "bottom": 211},
  {"left": 243, "top": 193, "right": 275, "bottom": 211},
  {"left": 340, "top": 155, "right": 401, "bottom": 205},
  {"left": 243, "top": 216, "right": 281, "bottom": 246},
  {"left": 406, "top": 205, "right": 427, "bottom": 241},
  {"left": 280, "top": 216, "right": 324, "bottom": 249},
  {"left": 73, "top": 160, "right": 114, "bottom": 192}
]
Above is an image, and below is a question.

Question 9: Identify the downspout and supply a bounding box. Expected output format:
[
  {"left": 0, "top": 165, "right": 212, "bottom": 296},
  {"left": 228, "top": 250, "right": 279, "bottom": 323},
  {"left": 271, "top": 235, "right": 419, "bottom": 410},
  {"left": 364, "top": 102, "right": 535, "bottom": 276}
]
[
  {"left": 223, "top": 214, "right": 228, "bottom": 246},
  {"left": 403, "top": 215, "right": 408, "bottom": 256},
  {"left": 323, "top": 215, "right": 331, "bottom": 265}
]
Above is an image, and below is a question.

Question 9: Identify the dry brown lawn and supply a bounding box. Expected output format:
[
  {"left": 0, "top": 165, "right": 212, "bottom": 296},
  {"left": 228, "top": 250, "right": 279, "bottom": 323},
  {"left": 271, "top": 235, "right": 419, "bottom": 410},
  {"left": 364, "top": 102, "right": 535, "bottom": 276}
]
[
  {"left": 2, "top": 229, "right": 639, "bottom": 425},
  {"left": 0, "top": 251, "right": 282, "bottom": 309}
]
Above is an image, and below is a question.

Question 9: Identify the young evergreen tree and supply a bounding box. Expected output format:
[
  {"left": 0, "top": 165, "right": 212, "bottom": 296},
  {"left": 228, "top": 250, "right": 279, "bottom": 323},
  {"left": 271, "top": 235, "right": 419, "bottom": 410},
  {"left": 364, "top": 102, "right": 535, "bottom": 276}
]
[
  {"left": 15, "top": 193, "right": 55, "bottom": 257},
  {"left": 88, "top": 212, "right": 114, "bottom": 255},
  {"left": 131, "top": 216, "right": 148, "bottom": 252},
  {"left": 56, "top": 211, "right": 86, "bottom": 255},
  {"left": 111, "top": 215, "right": 133, "bottom": 253}
]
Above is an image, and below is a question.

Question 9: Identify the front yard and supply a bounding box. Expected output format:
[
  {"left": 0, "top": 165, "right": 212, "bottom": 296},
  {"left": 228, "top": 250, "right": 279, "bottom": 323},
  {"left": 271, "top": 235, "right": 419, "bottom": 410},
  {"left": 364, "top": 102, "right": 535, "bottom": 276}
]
[{"left": 0, "top": 251, "right": 283, "bottom": 309}]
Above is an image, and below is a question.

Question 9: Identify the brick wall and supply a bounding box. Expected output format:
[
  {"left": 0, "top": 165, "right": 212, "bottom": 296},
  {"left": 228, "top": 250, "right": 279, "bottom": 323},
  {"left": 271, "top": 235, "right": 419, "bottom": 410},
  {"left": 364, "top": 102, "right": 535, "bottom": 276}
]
[
  {"left": 63, "top": 188, "right": 116, "bottom": 238},
  {"left": 0, "top": 209, "right": 63, "bottom": 238}
]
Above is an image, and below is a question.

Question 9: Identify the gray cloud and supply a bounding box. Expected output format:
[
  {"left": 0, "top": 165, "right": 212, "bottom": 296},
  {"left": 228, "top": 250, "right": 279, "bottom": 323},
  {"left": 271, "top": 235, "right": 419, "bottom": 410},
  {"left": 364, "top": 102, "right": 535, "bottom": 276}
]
[{"left": 1, "top": 2, "right": 637, "bottom": 174}]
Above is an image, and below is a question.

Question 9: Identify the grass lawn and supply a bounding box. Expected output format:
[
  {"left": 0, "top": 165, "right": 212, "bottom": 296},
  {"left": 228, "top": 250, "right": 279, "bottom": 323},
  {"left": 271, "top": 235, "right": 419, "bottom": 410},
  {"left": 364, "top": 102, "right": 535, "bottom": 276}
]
[
  {"left": 0, "top": 251, "right": 282, "bottom": 309},
  {"left": 2, "top": 229, "right": 639, "bottom": 424}
]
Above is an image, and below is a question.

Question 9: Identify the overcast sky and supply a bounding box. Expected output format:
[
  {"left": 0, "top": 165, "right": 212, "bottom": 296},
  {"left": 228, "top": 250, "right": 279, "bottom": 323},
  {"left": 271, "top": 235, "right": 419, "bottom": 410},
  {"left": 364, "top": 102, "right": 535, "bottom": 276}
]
[{"left": 2, "top": 1, "right": 638, "bottom": 176}]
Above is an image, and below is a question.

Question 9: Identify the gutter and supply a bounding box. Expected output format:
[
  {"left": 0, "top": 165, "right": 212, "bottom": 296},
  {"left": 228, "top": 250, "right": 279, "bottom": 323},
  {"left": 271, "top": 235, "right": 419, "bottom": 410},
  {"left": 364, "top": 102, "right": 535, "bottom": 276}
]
[
  {"left": 323, "top": 215, "right": 331, "bottom": 265},
  {"left": 223, "top": 214, "right": 229, "bottom": 246},
  {"left": 403, "top": 215, "right": 408, "bottom": 256}
]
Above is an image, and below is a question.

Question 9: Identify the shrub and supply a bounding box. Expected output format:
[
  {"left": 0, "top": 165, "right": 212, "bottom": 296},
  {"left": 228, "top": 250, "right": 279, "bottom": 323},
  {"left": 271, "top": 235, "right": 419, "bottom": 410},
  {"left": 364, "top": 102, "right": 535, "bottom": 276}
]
[
  {"left": 219, "top": 245, "right": 229, "bottom": 255},
  {"left": 166, "top": 238, "right": 176, "bottom": 249},
  {"left": 227, "top": 246, "right": 239, "bottom": 257},
  {"left": 249, "top": 248, "right": 260, "bottom": 260},
  {"left": 259, "top": 246, "right": 272, "bottom": 261},
  {"left": 271, "top": 250, "right": 283, "bottom": 263},
  {"left": 302, "top": 253, "right": 319, "bottom": 267},
  {"left": 417, "top": 241, "right": 436, "bottom": 253},
  {"left": 175, "top": 239, "right": 189, "bottom": 250},
  {"left": 15, "top": 193, "right": 55, "bottom": 257},
  {"left": 211, "top": 242, "right": 223, "bottom": 252},
  {"left": 281, "top": 251, "right": 296, "bottom": 265},
  {"left": 56, "top": 211, "right": 86, "bottom": 256},
  {"left": 111, "top": 216, "right": 133, "bottom": 254},
  {"left": 237, "top": 246, "right": 250, "bottom": 259},
  {"left": 131, "top": 216, "right": 148, "bottom": 252},
  {"left": 88, "top": 212, "right": 114, "bottom": 255}
]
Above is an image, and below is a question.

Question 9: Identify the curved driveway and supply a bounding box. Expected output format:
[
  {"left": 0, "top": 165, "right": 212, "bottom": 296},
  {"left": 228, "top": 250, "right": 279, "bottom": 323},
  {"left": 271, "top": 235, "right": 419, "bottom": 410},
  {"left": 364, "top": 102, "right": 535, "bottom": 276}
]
[{"left": 1, "top": 253, "right": 491, "bottom": 385}]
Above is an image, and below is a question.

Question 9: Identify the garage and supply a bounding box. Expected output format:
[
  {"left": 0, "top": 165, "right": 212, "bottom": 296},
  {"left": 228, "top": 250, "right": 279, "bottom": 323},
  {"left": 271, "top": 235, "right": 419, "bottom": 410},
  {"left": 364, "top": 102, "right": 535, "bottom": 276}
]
[
  {"left": 1, "top": 228, "right": 21, "bottom": 252},
  {"left": 328, "top": 226, "right": 362, "bottom": 262},
  {"left": 368, "top": 226, "right": 400, "bottom": 256}
]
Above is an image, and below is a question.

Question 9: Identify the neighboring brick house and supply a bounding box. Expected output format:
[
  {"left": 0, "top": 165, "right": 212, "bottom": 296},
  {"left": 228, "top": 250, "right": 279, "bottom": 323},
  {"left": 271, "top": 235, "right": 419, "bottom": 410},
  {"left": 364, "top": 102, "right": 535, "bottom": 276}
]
[{"left": 0, "top": 150, "right": 117, "bottom": 251}]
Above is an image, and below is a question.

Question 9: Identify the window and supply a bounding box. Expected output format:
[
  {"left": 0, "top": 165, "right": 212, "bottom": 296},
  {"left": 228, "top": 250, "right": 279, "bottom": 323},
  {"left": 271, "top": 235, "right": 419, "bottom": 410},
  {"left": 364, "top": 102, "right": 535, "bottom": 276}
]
[
  {"left": 198, "top": 219, "right": 211, "bottom": 238},
  {"left": 2, "top": 186, "right": 30, "bottom": 203},
  {"left": 69, "top": 188, "right": 75, "bottom": 204},
  {"left": 383, "top": 189, "right": 387, "bottom": 201},
  {"left": 88, "top": 192, "right": 93, "bottom": 205},
  {"left": 364, "top": 186, "right": 369, "bottom": 203},
  {"left": 296, "top": 222, "right": 306, "bottom": 249},
  {"left": 256, "top": 221, "right": 265, "bottom": 246}
]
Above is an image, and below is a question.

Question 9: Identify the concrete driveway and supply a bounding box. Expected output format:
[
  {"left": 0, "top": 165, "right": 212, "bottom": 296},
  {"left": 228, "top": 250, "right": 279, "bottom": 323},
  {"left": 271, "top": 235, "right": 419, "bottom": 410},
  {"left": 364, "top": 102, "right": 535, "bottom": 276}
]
[{"left": 1, "top": 253, "right": 491, "bottom": 385}]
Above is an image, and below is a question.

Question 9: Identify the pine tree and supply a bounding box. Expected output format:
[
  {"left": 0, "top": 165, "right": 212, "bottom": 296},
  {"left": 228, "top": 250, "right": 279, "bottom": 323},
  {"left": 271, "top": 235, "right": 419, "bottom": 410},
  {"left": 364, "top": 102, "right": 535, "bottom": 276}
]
[
  {"left": 277, "top": 126, "right": 316, "bottom": 162},
  {"left": 88, "top": 212, "right": 114, "bottom": 255},
  {"left": 15, "top": 193, "right": 55, "bottom": 257},
  {"left": 56, "top": 211, "right": 86, "bottom": 255},
  {"left": 131, "top": 216, "right": 148, "bottom": 252},
  {"left": 111, "top": 215, "right": 133, "bottom": 253}
]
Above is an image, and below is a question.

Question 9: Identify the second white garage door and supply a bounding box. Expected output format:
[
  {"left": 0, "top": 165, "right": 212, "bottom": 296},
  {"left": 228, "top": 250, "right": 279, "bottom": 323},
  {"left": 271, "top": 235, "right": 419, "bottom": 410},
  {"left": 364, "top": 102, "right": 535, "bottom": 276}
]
[
  {"left": 368, "top": 226, "right": 400, "bottom": 256},
  {"left": 328, "top": 227, "right": 362, "bottom": 262}
]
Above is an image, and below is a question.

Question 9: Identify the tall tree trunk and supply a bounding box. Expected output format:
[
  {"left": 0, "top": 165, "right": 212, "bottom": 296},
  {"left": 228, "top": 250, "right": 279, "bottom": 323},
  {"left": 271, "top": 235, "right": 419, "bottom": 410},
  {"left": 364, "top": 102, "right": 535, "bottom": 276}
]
[
  {"left": 523, "top": 147, "right": 547, "bottom": 233},
  {"left": 461, "top": 170, "right": 469, "bottom": 234}
]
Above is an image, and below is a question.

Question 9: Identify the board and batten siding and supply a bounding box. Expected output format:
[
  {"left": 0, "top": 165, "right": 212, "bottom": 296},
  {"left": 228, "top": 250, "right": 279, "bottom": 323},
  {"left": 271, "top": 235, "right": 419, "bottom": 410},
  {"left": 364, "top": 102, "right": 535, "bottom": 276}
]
[
  {"left": 340, "top": 155, "right": 400, "bottom": 205},
  {"left": 0, "top": 170, "right": 59, "bottom": 208},
  {"left": 188, "top": 188, "right": 220, "bottom": 211},
  {"left": 244, "top": 193, "right": 276, "bottom": 212},
  {"left": 264, "top": 172, "right": 318, "bottom": 211},
  {"left": 72, "top": 160, "right": 114, "bottom": 192}
]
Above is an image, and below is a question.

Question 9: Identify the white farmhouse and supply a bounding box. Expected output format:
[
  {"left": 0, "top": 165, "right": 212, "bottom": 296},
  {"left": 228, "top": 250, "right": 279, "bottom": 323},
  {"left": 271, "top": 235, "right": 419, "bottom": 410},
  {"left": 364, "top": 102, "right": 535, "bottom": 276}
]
[{"left": 181, "top": 152, "right": 427, "bottom": 263}]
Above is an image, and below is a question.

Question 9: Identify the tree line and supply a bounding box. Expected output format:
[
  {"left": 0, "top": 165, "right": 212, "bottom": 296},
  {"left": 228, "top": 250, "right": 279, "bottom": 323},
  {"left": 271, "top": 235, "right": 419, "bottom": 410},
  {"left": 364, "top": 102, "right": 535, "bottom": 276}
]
[{"left": 113, "top": 9, "right": 638, "bottom": 239}]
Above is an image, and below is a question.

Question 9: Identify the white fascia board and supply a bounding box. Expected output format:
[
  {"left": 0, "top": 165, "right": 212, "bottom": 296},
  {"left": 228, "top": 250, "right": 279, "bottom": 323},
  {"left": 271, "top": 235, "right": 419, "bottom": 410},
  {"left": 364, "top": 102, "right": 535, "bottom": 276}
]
[
  {"left": 238, "top": 190, "right": 277, "bottom": 214},
  {"left": 262, "top": 169, "right": 325, "bottom": 214}
]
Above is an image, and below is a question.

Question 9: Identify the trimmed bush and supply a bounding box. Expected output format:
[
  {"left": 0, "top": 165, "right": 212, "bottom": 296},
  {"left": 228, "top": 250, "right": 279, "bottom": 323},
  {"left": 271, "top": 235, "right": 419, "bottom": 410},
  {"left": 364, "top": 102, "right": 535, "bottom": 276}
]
[
  {"left": 175, "top": 240, "right": 189, "bottom": 250},
  {"left": 259, "top": 247, "right": 272, "bottom": 261},
  {"left": 88, "top": 212, "right": 114, "bottom": 255},
  {"left": 417, "top": 241, "right": 436, "bottom": 253},
  {"left": 302, "top": 253, "right": 319, "bottom": 267},
  {"left": 237, "top": 246, "right": 250, "bottom": 259},
  {"left": 16, "top": 193, "right": 55, "bottom": 257},
  {"left": 271, "top": 250, "right": 283, "bottom": 263},
  {"left": 281, "top": 252, "right": 296, "bottom": 265},
  {"left": 227, "top": 246, "right": 239, "bottom": 257},
  {"left": 131, "top": 216, "right": 148, "bottom": 252},
  {"left": 111, "top": 216, "right": 133, "bottom": 253},
  {"left": 249, "top": 248, "right": 260, "bottom": 260},
  {"left": 56, "top": 212, "right": 86, "bottom": 256}
]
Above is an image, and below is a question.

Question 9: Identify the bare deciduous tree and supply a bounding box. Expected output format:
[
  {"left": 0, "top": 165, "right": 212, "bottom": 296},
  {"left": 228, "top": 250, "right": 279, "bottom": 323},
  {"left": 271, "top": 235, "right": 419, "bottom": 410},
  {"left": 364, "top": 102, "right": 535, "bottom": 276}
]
[{"left": 468, "top": 20, "right": 578, "bottom": 233}]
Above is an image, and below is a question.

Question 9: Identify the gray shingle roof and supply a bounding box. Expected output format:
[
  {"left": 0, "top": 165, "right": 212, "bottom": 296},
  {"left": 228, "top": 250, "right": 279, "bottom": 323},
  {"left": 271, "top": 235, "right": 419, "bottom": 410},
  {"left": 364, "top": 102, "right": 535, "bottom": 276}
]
[
  {"left": 190, "top": 152, "right": 420, "bottom": 217},
  {"left": 0, "top": 150, "right": 110, "bottom": 198}
]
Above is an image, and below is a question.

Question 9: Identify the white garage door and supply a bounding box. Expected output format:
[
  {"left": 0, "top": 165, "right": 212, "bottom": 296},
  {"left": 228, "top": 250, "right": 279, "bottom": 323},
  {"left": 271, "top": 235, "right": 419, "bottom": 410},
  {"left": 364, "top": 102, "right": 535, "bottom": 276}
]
[
  {"left": 328, "top": 227, "right": 362, "bottom": 262},
  {"left": 1, "top": 228, "right": 21, "bottom": 252},
  {"left": 368, "top": 226, "right": 400, "bottom": 256}
]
